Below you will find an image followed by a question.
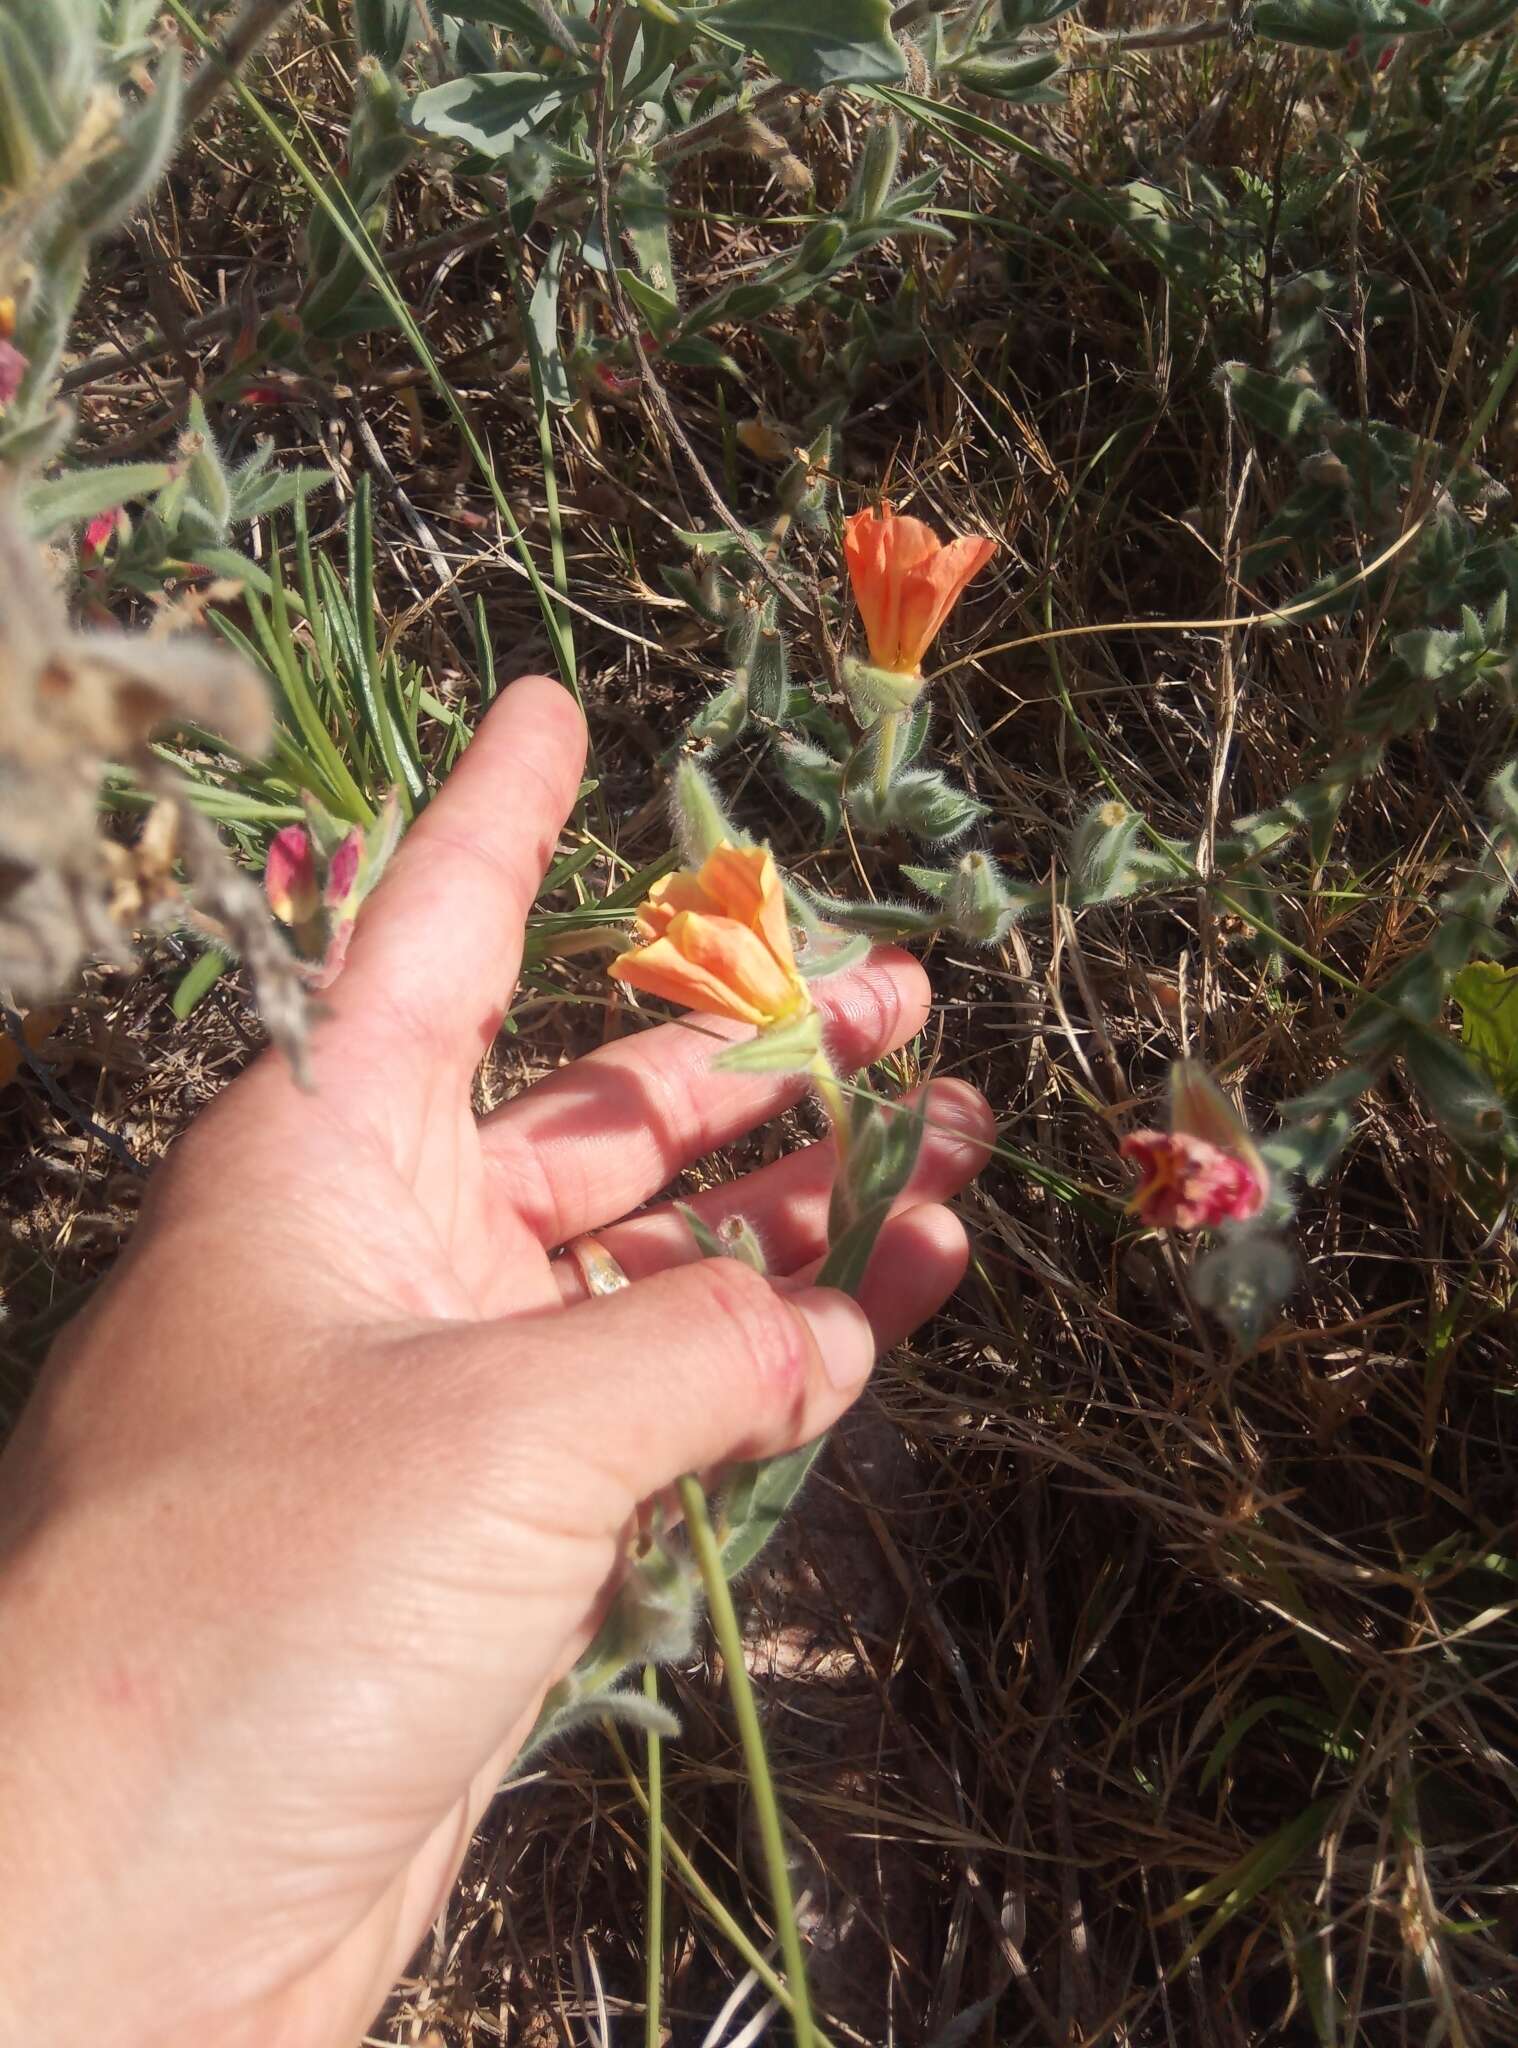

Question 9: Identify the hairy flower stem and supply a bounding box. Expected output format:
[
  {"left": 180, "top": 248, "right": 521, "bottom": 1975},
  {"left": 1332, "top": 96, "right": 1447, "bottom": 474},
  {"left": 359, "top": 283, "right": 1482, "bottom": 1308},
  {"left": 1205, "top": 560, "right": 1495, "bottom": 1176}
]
[
  {"left": 873, "top": 710, "right": 901, "bottom": 810},
  {"left": 809, "top": 1056, "right": 851, "bottom": 1168},
  {"left": 676, "top": 1473, "right": 817, "bottom": 2048}
]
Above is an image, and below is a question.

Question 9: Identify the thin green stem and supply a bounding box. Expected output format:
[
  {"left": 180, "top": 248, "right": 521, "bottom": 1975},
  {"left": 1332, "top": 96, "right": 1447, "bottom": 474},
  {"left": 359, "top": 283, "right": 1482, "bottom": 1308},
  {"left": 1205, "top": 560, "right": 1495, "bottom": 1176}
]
[
  {"left": 607, "top": 1727, "right": 837, "bottom": 2047},
  {"left": 643, "top": 1665, "right": 665, "bottom": 2048},
  {"left": 675, "top": 1474, "right": 816, "bottom": 2048}
]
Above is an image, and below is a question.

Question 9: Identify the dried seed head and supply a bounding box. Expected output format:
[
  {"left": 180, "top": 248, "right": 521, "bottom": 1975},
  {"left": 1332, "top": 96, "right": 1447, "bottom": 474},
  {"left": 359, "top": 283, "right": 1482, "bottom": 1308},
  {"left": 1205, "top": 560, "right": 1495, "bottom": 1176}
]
[
  {"left": 732, "top": 115, "right": 812, "bottom": 195},
  {"left": 0, "top": 493, "right": 299, "bottom": 1057}
]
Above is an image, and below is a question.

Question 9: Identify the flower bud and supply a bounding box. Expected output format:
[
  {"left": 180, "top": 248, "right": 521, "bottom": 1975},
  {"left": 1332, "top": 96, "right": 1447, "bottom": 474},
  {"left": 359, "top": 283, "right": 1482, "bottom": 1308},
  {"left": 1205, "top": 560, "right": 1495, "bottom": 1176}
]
[
  {"left": 81, "top": 505, "right": 127, "bottom": 560},
  {"left": 0, "top": 338, "right": 27, "bottom": 409},
  {"left": 736, "top": 416, "right": 794, "bottom": 463},
  {"left": 670, "top": 757, "right": 744, "bottom": 865},
  {"left": 323, "top": 828, "right": 363, "bottom": 914},
  {"left": 264, "top": 826, "right": 320, "bottom": 929},
  {"left": 946, "top": 849, "right": 1027, "bottom": 944},
  {"left": 1193, "top": 1228, "right": 1298, "bottom": 1350}
]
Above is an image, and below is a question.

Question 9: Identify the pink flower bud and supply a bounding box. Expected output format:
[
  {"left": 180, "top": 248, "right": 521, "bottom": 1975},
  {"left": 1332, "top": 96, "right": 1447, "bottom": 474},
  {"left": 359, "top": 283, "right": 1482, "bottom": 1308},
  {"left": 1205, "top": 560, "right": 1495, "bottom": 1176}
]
[
  {"left": 1120, "top": 1130, "right": 1266, "bottom": 1232},
  {"left": 0, "top": 339, "right": 28, "bottom": 409},
  {"left": 82, "top": 508, "right": 124, "bottom": 559},
  {"left": 323, "top": 829, "right": 362, "bottom": 911},
  {"left": 264, "top": 826, "right": 320, "bottom": 927}
]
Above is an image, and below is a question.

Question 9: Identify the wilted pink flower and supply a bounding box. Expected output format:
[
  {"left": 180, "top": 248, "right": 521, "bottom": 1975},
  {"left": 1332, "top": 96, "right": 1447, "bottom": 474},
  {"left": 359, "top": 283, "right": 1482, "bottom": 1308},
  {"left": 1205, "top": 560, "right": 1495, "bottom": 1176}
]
[
  {"left": 1120, "top": 1129, "right": 1265, "bottom": 1232},
  {"left": 591, "top": 360, "right": 641, "bottom": 398},
  {"left": 264, "top": 826, "right": 320, "bottom": 928},
  {"left": 0, "top": 339, "right": 27, "bottom": 409}
]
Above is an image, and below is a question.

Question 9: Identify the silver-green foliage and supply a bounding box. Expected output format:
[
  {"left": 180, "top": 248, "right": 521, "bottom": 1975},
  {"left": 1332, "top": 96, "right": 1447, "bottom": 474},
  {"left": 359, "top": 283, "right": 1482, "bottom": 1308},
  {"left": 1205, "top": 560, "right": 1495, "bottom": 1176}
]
[{"left": 0, "top": 1, "right": 182, "bottom": 469}]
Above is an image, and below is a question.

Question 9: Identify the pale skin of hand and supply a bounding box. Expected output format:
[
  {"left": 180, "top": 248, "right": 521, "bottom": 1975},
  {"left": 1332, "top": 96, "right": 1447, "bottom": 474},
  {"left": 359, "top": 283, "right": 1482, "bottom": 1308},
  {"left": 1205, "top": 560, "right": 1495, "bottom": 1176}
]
[{"left": 0, "top": 677, "right": 993, "bottom": 2048}]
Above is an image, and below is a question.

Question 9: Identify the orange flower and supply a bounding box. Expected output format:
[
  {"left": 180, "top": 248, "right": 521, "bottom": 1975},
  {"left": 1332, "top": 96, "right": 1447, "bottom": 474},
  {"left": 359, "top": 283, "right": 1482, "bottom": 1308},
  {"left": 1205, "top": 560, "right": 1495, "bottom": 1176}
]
[
  {"left": 843, "top": 502, "right": 996, "bottom": 676},
  {"left": 609, "top": 843, "right": 811, "bottom": 1030}
]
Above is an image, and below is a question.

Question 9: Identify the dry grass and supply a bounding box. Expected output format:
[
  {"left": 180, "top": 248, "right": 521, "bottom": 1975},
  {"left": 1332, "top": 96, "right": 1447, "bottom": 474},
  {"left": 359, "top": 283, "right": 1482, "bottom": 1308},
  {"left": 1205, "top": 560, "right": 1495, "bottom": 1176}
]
[{"left": 4, "top": 7, "right": 1518, "bottom": 2044}]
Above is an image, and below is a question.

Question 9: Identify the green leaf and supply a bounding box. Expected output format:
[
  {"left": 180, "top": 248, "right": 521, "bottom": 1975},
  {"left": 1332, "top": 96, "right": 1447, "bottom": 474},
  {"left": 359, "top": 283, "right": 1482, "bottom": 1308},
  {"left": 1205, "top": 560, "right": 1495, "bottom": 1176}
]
[
  {"left": 659, "top": 334, "right": 744, "bottom": 376},
  {"left": 687, "top": 678, "right": 750, "bottom": 747},
  {"left": 355, "top": 0, "right": 416, "bottom": 65},
  {"left": 776, "top": 738, "right": 844, "bottom": 840},
  {"left": 1453, "top": 962, "right": 1518, "bottom": 1103},
  {"left": 171, "top": 947, "right": 232, "bottom": 1019},
  {"left": 711, "top": 1007, "right": 824, "bottom": 1074},
  {"left": 619, "top": 165, "right": 676, "bottom": 300},
  {"left": 405, "top": 71, "right": 592, "bottom": 155},
  {"left": 948, "top": 49, "right": 1064, "bottom": 101},
  {"left": 617, "top": 267, "right": 681, "bottom": 341},
  {"left": 1403, "top": 1027, "right": 1513, "bottom": 1152},
  {"left": 436, "top": 0, "right": 591, "bottom": 42},
  {"left": 881, "top": 769, "right": 988, "bottom": 843},
  {"left": 706, "top": 0, "right": 905, "bottom": 87},
  {"left": 719, "top": 1439, "right": 828, "bottom": 1578},
  {"left": 1000, "top": 0, "right": 1082, "bottom": 25},
  {"left": 527, "top": 231, "right": 572, "bottom": 408},
  {"left": 1173, "top": 1800, "right": 1338, "bottom": 1968},
  {"left": 1217, "top": 361, "right": 1336, "bottom": 445},
  {"left": 23, "top": 462, "right": 175, "bottom": 536},
  {"left": 69, "top": 53, "right": 183, "bottom": 237},
  {"left": 740, "top": 612, "right": 788, "bottom": 723},
  {"left": 231, "top": 465, "right": 333, "bottom": 522}
]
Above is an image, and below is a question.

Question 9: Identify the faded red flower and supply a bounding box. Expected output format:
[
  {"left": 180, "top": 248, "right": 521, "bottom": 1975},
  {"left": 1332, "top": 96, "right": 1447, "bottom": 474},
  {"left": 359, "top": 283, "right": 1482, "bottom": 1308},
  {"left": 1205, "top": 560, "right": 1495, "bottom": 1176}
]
[{"left": 1120, "top": 1130, "right": 1266, "bottom": 1232}]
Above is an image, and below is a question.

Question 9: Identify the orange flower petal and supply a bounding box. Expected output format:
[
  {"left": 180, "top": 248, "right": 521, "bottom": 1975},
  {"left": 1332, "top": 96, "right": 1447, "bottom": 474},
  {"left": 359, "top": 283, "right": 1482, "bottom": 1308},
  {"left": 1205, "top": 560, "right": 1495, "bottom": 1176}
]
[
  {"left": 637, "top": 867, "right": 718, "bottom": 940},
  {"left": 843, "top": 504, "right": 997, "bottom": 673},
  {"left": 903, "top": 535, "right": 998, "bottom": 666},
  {"left": 612, "top": 841, "right": 810, "bottom": 1030},
  {"left": 697, "top": 844, "right": 796, "bottom": 971},
  {"left": 665, "top": 910, "right": 802, "bottom": 1022},
  {"left": 609, "top": 934, "right": 771, "bottom": 1027},
  {"left": 843, "top": 508, "right": 893, "bottom": 670}
]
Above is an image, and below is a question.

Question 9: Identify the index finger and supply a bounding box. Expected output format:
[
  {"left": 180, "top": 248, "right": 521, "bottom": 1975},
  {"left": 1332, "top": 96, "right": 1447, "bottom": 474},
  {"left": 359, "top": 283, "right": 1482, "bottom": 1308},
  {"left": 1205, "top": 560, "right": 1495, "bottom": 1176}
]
[{"left": 326, "top": 675, "right": 588, "bottom": 1070}]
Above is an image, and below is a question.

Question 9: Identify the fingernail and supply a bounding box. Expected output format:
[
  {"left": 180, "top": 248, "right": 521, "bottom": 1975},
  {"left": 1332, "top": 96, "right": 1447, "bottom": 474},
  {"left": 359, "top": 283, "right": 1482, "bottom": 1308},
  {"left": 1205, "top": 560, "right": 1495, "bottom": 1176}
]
[{"left": 794, "top": 1286, "right": 874, "bottom": 1394}]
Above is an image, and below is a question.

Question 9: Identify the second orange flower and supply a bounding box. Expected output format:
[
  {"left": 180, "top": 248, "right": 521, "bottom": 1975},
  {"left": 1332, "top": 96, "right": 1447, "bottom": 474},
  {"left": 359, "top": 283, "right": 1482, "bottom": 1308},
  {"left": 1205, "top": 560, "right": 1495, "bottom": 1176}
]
[{"left": 843, "top": 501, "right": 996, "bottom": 679}]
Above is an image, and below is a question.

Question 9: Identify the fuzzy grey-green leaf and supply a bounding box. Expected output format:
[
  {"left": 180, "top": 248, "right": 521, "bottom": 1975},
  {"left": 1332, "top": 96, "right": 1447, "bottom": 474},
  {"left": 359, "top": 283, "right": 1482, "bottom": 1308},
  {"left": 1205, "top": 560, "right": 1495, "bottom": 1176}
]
[{"left": 707, "top": 0, "right": 905, "bottom": 87}]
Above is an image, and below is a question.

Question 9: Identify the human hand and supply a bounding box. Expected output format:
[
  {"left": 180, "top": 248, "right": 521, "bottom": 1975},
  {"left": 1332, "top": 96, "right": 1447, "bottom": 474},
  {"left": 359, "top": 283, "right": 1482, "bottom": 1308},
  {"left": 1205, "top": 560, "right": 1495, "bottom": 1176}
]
[{"left": 0, "top": 677, "right": 992, "bottom": 2048}]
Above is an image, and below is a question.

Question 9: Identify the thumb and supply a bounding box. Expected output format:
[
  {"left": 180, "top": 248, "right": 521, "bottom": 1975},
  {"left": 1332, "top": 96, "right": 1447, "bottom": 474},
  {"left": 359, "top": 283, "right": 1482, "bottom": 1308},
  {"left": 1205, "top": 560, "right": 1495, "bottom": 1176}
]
[{"left": 446, "top": 1259, "right": 875, "bottom": 1527}]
